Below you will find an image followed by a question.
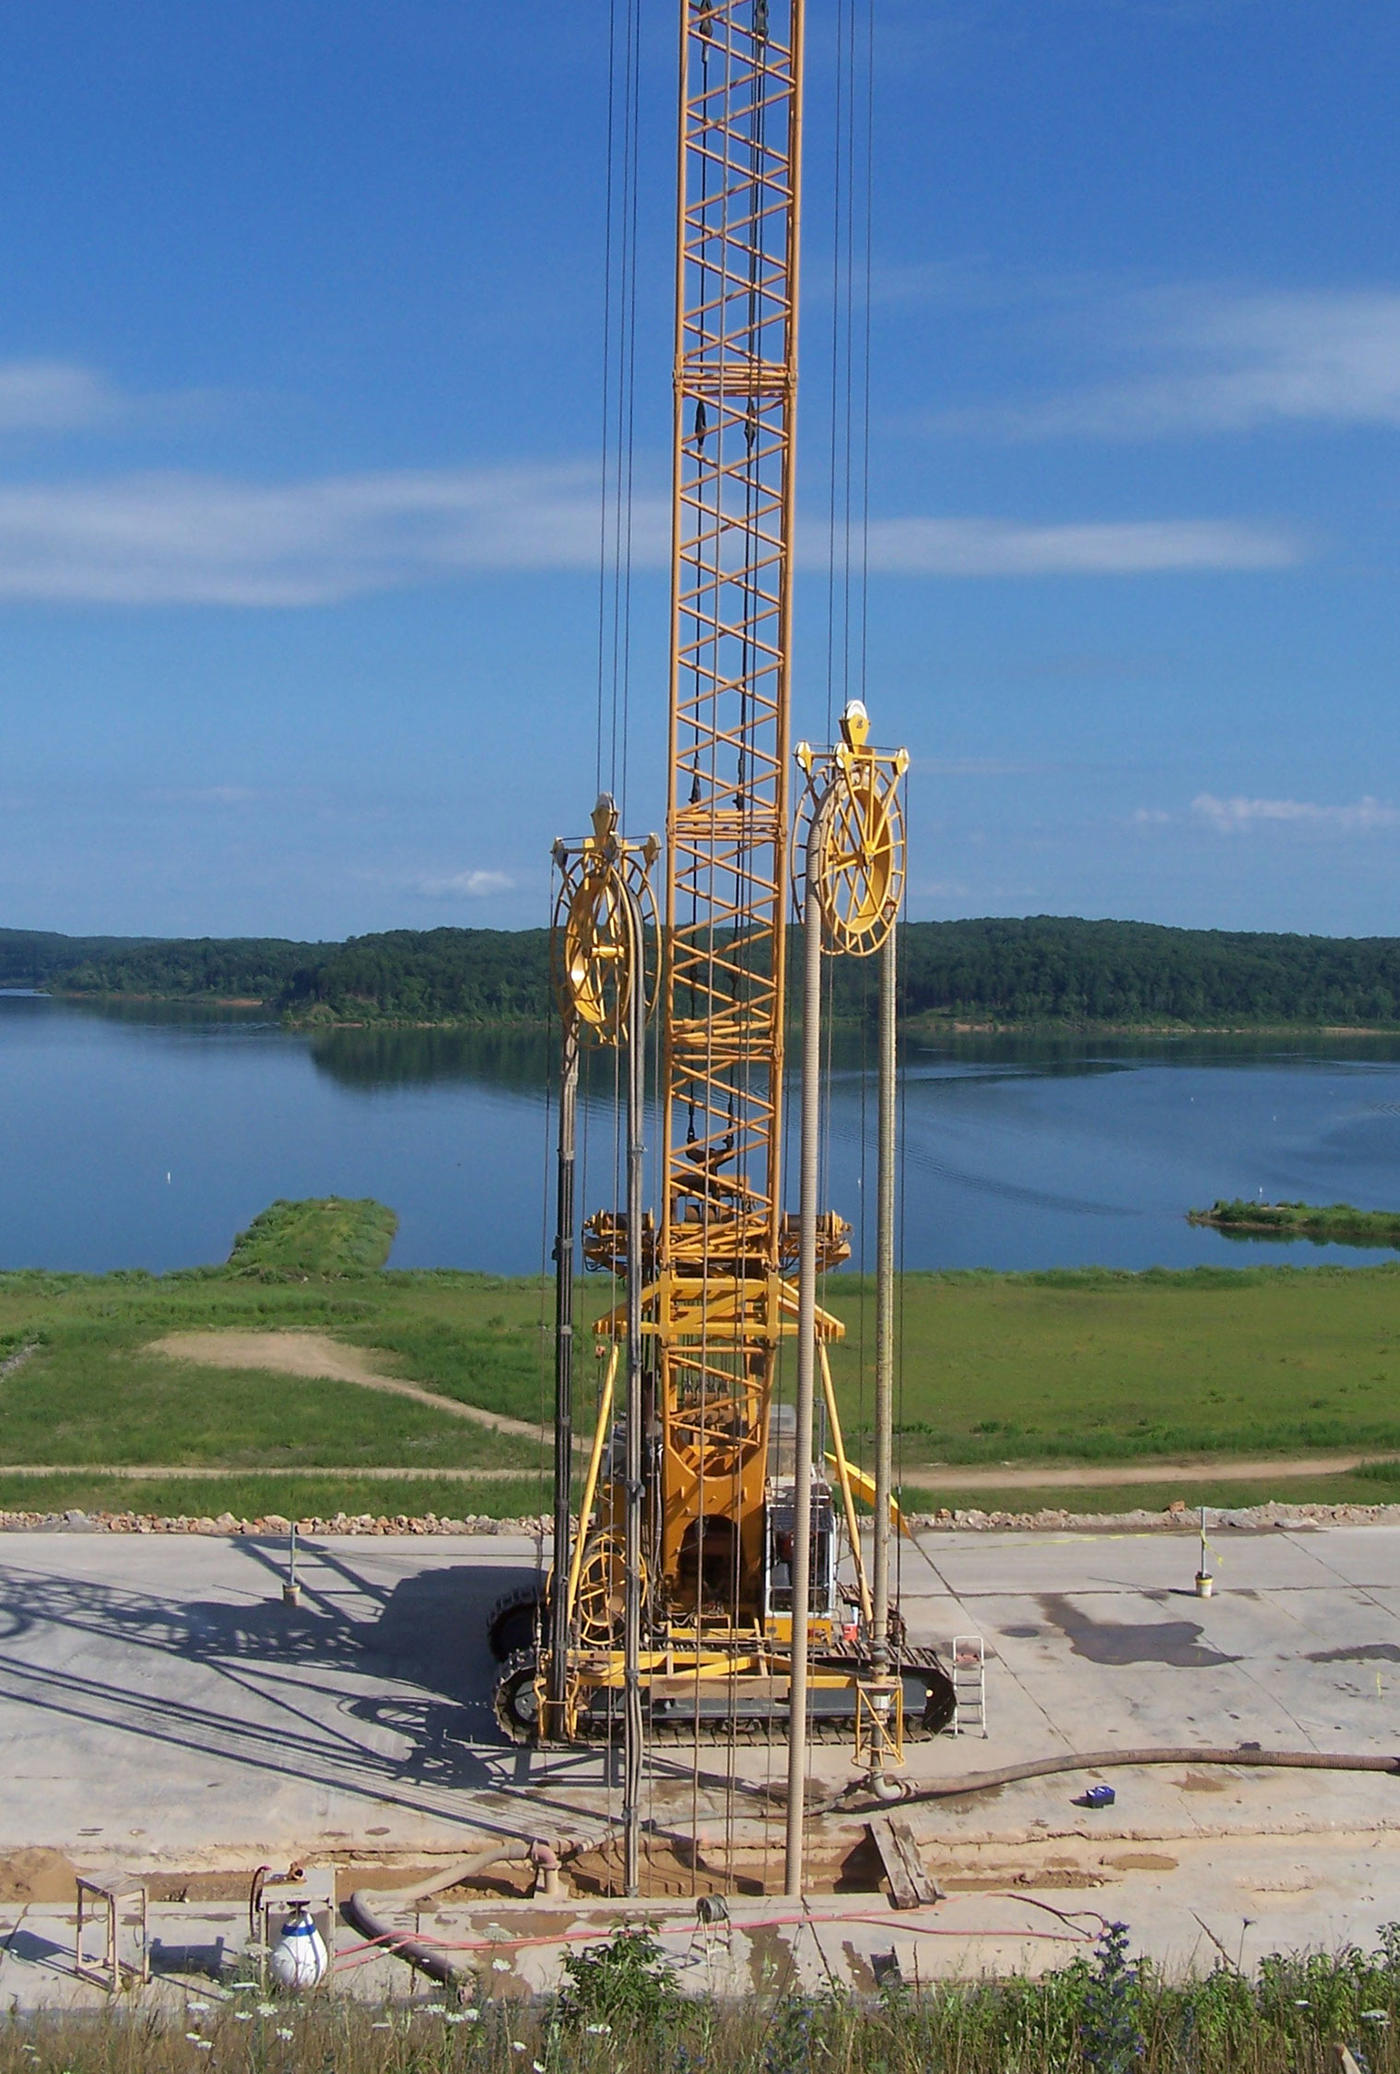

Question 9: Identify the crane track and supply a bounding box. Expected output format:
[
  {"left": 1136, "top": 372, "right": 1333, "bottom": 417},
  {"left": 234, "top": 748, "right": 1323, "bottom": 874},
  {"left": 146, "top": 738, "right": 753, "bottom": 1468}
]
[{"left": 492, "top": 1646, "right": 954, "bottom": 1747}]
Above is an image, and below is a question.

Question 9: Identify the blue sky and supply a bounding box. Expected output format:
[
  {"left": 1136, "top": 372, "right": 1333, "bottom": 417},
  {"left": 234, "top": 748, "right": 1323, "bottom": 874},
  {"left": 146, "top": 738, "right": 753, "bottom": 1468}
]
[{"left": 0, "top": 0, "right": 1396, "bottom": 941}]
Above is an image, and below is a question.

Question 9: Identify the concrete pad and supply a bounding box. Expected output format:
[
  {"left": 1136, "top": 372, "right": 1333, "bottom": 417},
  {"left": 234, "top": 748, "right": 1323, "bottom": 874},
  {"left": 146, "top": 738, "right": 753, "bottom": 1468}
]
[{"left": 1, "top": 1522, "right": 1398, "bottom": 2004}]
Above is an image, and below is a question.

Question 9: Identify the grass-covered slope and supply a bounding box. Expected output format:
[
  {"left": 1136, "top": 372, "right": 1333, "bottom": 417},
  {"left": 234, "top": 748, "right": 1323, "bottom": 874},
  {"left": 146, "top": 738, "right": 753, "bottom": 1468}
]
[
  {"left": 0, "top": 1204, "right": 556, "bottom": 1515},
  {"left": 825, "top": 1264, "right": 1400, "bottom": 1465},
  {"left": 4, "top": 1202, "right": 1400, "bottom": 1517},
  {"left": 228, "top": 1196, "right": 399, "bottom": 1276}
]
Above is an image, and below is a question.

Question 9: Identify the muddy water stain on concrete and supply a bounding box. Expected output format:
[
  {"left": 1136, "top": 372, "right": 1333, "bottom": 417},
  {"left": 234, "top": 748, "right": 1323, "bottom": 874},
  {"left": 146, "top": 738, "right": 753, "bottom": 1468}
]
[
  {"left": 1305, "top": 1643, "right": 1400, "bottom": 1665},
  {"left": 1035, "top": 1593, "right": 1235, "bottom": 1668}
]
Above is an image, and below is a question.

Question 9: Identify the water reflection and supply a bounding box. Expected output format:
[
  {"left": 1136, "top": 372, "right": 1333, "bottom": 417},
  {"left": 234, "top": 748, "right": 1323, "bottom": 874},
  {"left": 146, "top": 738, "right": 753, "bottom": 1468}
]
[
  {"left": 309, "top": 1025, "right": 554, "bottom": 1093},
  {"left": 3, "top": 995, "right": 1400, "bottom": 1276}
]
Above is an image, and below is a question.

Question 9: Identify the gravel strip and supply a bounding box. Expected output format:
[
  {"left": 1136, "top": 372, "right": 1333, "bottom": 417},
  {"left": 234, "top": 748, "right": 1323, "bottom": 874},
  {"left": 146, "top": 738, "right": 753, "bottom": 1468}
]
[{"left": 3, "top": 1500, "right": 1400, "bottom": 1536}]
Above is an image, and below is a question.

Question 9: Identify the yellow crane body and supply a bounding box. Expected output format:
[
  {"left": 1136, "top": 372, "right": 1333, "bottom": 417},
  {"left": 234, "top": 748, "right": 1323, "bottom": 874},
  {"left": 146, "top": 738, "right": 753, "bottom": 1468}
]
[{"left": 487, "top": 0, "right": 954, "bottom": 1761}]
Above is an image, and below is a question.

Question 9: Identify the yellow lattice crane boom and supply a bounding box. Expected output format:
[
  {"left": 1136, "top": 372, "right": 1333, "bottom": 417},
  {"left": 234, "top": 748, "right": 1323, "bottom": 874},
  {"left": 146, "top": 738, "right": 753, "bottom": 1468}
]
[{"left": 488, "top": 0, "right": 952, "bottom": 1775}]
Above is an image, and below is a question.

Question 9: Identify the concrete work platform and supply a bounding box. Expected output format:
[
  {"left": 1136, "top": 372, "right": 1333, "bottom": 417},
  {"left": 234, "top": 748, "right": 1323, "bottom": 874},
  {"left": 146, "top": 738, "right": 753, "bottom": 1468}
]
[{"left": 1, "top": 1523, "right": 1398, "bottom": 2002}]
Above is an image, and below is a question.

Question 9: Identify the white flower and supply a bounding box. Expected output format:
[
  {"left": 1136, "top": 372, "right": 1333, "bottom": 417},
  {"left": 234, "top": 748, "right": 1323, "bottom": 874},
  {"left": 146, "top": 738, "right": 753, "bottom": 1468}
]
[
  {"left": 533, "top": 2061, "right": 547, "bottom": 2071},
  {"left": 276, "top": 2028, "right": 294, "bottom": 2040},
  {"left": 234, "top": 2013, "right": 253, "bottom": 2023},
  {"left": 184, "top": 2033, "right": 203, "bottom": 2044},
  {"left": 492, "top": 1958, "right": 512, "bottom": 1972},
  {"left": 188, "top": 2001, "right": 210, "bottom": 2014},
  {"left": 512, "top": 2043, "right": 527, "bottom": 2054},
  {"left": 372, "top": 2021, "right": 393, "bottom": 2030},
  {"left": 257, "top": 2004, "right": 277, "bottom": 2017},
  {"left": 585, "top": 2024, "right": 611, "bottom": 2036},
  {"left": 1362, "top": 2011, "right": 1391, "bottom": 2023}
]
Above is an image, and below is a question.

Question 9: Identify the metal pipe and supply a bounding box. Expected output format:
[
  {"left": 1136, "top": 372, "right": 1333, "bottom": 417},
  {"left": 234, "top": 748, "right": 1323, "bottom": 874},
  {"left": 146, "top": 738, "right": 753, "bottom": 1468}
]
[
  {"left": 548, "top": 1024, "right": 580, "bottom": 1719},
  {"left": 785, "top": 830, "right": 823, "bottom": 1899},
  {"left": 872, "top": 925, "right": 896, "bottom": 1698},
  {"left": 565, "top": 1346, "right": 619, "bottom": 1623},
  {"left": 623, "top": 892, "right": 646, "bottom": 1897},
  {"left": 818, "top": 1342, "right": 871, "bottom": 1628}
]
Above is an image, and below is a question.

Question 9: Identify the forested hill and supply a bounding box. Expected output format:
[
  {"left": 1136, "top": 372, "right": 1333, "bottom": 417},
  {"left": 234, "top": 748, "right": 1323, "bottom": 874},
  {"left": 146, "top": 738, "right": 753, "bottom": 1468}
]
[
  {"left": 7, "top": 916, "right": 1400, "bottom": 1028},
  {"left": 882, "top": 917, "right": 1400, "bottom": 1027}
]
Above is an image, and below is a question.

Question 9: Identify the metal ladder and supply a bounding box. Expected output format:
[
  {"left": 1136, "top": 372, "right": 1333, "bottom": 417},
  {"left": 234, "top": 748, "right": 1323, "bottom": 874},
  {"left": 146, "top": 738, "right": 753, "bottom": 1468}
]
[{"left": 951, "top": 1634, "right": 987, "bottom": 1737}]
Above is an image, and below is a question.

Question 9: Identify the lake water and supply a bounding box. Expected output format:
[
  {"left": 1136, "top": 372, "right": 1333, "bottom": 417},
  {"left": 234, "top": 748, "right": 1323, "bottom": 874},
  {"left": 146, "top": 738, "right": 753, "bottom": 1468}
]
[{"left": 3, "top": 992, "right": 1400, "bottom": 1276}]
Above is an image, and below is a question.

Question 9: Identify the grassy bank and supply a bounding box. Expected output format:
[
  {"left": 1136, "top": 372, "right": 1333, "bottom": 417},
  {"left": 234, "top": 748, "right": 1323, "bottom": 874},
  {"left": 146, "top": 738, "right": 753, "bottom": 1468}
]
[
  {"left": 8, "top": 1206, "right": 1400, "bottom": 1510},
  {"left": 0, "top": 1470, "right": 549, "bottom": 1520},
  {"left": 824, "top": 1264, "right": 1400, "bottom": 1468},
  {"left": 0, "top": 1263, "right": 554, "bottom": 1472},
  {"left": 3, "top": 1923, "right": 1400, "bottom": 2074}
]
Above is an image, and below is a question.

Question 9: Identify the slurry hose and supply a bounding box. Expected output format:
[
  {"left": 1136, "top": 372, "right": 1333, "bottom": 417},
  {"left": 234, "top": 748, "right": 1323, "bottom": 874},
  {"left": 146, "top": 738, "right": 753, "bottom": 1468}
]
[
  {"left": 345, "top": 1840, "right": 550, "bottom": 1992},
  {"left": 838, "top": 1745, "right": 1400, "bottom": 1815}
]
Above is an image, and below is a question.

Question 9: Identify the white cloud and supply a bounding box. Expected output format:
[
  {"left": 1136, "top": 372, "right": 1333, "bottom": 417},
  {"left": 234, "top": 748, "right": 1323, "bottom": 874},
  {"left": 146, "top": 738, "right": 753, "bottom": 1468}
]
[
  {"left": 1131, "top": 807, "right": 1172, "bottom": 825},
  {"left": 415, "top": 868, "right": 515, "bottom": 898},
  {"left": 1192, "top": 793, "right": 1400, "bottom": 835},
  {"left": 863, "top": 516, "right": 1299, "bottom": 575},
  {"left": 938, "top": 287, "right": 1400, "bottom": 441},
  {"left": 0, "top": 361, "right": 123, "bottom": 434},
  {"left": 150, "top": 784, "right": 259, "bottom": 807},
  {"left": 0, "top": 459, "right": 1297, "bottom": 603},
  {"left": 0, "top": 464, "right": 669, "bottom": 605}
]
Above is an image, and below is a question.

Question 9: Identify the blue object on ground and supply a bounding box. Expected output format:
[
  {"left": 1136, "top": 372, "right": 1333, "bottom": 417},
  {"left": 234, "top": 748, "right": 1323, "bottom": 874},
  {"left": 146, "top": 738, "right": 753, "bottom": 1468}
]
[{"left": 1076, "top": 1784, "right": 1116, "bottom": 1808}]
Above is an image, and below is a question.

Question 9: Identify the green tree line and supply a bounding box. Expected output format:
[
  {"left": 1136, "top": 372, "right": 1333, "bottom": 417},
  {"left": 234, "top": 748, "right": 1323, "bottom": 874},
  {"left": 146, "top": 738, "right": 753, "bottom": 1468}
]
[{"left": 7, "top": 915, "right": 1400, "bottom": 1027}]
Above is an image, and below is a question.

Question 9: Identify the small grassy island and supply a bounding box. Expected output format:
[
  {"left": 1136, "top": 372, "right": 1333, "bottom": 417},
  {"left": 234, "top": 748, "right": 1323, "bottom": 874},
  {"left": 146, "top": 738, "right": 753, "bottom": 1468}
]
[{"left": 1189, "top": 1198, "right": 1400, "bottom": 1248}]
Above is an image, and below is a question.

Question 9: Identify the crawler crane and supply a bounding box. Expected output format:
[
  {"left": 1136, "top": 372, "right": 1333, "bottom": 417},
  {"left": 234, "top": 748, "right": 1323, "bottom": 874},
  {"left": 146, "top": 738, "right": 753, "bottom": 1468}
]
[{"left": 489, "top": 0, "right": 953, "bottom": 1778}]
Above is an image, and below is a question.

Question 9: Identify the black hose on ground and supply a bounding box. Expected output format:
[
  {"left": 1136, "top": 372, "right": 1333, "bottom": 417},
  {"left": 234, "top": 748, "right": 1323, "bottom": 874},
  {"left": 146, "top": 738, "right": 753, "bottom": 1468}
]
[{"left": 836, "top": 1746, "right": 1400, "bottom": 1816}]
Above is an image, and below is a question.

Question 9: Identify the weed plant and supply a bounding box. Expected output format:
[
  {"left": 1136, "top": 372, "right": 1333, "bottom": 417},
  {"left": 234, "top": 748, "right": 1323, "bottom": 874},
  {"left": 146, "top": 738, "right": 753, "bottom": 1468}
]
[{"left": 3, "top": 1924, "right": 1400, "bottom": 2074}]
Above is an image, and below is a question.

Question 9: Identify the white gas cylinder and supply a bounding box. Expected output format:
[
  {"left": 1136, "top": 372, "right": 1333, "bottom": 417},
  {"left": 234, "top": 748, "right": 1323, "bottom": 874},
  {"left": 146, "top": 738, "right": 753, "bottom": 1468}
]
[{"left": 269, "top": 1903, "right": 329, "bottom": 1990}]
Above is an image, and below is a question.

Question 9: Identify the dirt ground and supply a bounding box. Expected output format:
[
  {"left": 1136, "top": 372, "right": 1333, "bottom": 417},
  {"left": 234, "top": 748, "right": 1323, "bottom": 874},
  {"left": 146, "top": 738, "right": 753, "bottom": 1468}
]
[
  {"left": 146, "top": 1330, "right": 544, "bottom": 1441},
  {"left": 0, "top": 1849, "right": 81, "bottom": 1904}
]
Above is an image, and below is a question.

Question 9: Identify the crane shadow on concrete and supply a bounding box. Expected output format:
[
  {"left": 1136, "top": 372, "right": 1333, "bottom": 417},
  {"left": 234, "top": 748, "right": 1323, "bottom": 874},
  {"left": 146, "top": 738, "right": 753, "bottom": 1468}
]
[{"left": 0, "top": 1543, "right": 553, "bottom": 1838}]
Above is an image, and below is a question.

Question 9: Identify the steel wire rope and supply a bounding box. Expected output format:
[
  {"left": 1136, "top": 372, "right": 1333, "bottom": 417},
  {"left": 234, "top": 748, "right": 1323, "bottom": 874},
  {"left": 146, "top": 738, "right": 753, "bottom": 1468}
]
[
  {"left": 837, "top": 0, "right": 860, "bottom": 711},
  {"left": 534, "top": 962, "right": 560, "bottom": 1639},
  {"left": 615, "top": 0, "right": 644, "bottom": 826},
  {"left": 591, "top": 0, "right": 643, "bottom": 1886},
  {"left": 606, "top": 0, "right": 642, "bottom": 1702},
  {"left": 895, "top": 780, "right": 912, "bottom": 1635},
  {"left": 593, "top": 0, "right": 623, "bottom": 798},
  {"left": 855, "top": 0, "right": 875, "bottom": 702},
  {"left": 687, "top": 0, "right": 730, "bottom": 1885},
  {"left": 722, "top": 2, "right": 772, "bottom": 1885},
  {"left": 608, "top": 0, "right": 643, "bottom": 806}
]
